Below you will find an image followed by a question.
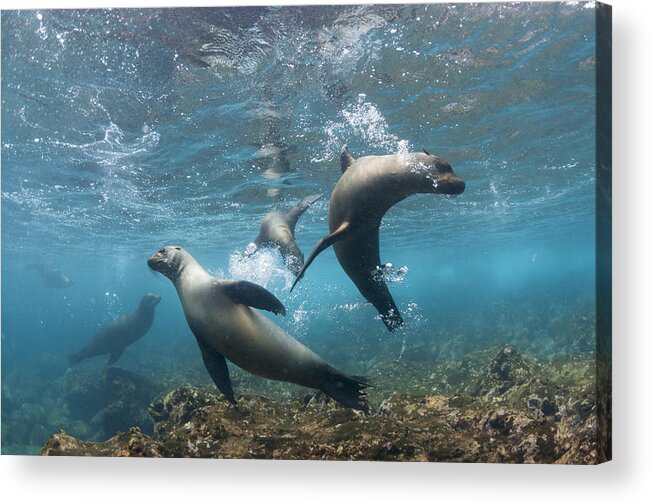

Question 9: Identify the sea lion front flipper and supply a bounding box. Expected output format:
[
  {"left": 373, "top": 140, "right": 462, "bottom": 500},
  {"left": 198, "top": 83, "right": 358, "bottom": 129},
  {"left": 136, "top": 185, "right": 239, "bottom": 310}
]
[
  {"left": 107, "top": 349, "right": 124, "bottom": 366},
  {"left": 290, "top": 221, "right": 351, "bottom": 291},
  {"left": 220, "top": 280, "right": 287, "bottom": 316},
  {"left": 198, "top": 341, "right": 236, "bottom": 404}
]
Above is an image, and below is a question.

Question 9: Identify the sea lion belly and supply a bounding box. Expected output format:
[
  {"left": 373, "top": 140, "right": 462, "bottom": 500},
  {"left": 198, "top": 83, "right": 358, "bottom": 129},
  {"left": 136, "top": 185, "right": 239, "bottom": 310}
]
[{"left": 178, "top": 283, "right": 324, "bottom": 388}]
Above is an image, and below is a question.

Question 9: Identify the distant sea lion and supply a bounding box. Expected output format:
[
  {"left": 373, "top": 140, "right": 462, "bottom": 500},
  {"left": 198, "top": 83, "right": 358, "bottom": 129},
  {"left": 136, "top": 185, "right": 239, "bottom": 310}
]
[
  {"left": 291, "top": 147, "right": 465, "bottom": 331},
  {"left": 68, "top": 294, "right": 161, "bottom": 366},
  {"left": 254, "top": 119, "right": 294, "bottom": 180},
  {"left": 27, "top": 264, "right": 75, "bottom": 288},
  {"left": 147, "top": 246, "right": 370, "bottom": 413},
  {"left": 255, "top": 143, "right": 292, "bottom": 180},
  {"left": 246, "top": 193, "right": 324, "bottom": 275}
]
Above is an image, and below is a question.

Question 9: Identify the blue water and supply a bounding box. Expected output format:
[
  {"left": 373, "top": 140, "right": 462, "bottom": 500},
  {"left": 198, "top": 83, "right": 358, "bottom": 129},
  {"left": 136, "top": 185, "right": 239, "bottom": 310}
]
[{"left": 1, "top": 3, "right": 598, "bottom": 454}]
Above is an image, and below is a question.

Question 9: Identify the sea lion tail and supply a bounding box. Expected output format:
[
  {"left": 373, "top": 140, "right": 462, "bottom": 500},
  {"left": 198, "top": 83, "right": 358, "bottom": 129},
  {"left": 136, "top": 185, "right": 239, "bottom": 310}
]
[{"left": 320, "top": 369, "right": 372, "bottom": 415}]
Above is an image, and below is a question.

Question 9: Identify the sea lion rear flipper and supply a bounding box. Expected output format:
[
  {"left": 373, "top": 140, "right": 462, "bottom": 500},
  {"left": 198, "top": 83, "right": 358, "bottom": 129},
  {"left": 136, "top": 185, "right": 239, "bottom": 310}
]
[
  {"left": 286, "top": 193, "right": 325, "bottom": 224},
  {"left": 290, "top": 221, "right": 351, "bottom": 291},
  {"left": 340, "top": 145, "right": 355, "bottom": 172},
  {"left": 220, "top": 280, "right": 287, "bottom": 316},
  {"left": 320, "top": 368, "right": 371, "bottom": 414},
  {"left": 107, "top": 349, "right": 124, "bottom": 366},
  {"left": 297, "top": 192, "right": 324, "bottom": 211},
  {"left": 198, "top": 341, "right": 236, "bottom": 404}
]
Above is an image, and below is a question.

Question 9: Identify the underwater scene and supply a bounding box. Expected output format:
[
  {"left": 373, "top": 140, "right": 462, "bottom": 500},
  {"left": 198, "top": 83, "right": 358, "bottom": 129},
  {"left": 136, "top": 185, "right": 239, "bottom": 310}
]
[{"left": 1, "top": 3, "right": 610, "bottom": 462}]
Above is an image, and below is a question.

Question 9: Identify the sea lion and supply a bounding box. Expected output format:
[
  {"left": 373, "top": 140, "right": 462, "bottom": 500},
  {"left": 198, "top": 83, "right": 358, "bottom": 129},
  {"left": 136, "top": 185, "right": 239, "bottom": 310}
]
[
  {"left": 27, "top": 263, "right": 75, "bottom": 288},
  {"left": 291, "top": 147, "right": 465, "bottom": 332},
  {"left": 68, "top": 294, "right": 161, "bottom": 366},
  {"left": 147, "top": 246, "right": 370, "bottom": 413},
  {"left": 246, "top": 193, "right": 324, "bottom": 275},
  {"left": 254, "top": 107, "right": 292, "bottom": 180},
  {"left": 255, "top": 143, "right": 292, "bottom": 180}
]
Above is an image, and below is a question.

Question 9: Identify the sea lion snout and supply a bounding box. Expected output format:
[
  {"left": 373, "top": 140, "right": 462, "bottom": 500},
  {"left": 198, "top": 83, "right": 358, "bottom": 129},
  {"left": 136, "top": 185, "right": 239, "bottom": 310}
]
[
  {"left": 437, "top": 173, "right": 465, "bottom": 195},
  {"left": 428, "top": 158, "right": 464, "bottom": 195},
  {"left": 143, "top": 293, "right": 161, "bottom": 307},
  {"left": 147, "top": 246, "right": 184, "bottom": 279},
  {"left": 138, "top": 293, "right": 161, "bottom": 311},
  {"left": 147, "top": 252, "right": 165, "bottom": 271}
]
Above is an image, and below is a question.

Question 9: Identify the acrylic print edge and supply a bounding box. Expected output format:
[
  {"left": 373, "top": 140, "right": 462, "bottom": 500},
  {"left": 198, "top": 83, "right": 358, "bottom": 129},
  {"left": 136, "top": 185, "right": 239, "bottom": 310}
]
[{"left": 595, "top": 1, "right": 612, "bottom": 464}]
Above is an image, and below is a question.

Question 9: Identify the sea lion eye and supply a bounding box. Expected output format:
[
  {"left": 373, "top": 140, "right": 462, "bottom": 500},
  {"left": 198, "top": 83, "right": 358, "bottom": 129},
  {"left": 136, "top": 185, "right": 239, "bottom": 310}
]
[{"left": 158, "top": 248, "right": 167, "bottom": 255}]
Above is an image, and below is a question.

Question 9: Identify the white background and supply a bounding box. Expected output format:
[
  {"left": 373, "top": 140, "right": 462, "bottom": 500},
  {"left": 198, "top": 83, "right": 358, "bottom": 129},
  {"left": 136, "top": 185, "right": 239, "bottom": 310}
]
[{"left": 1, "top": 0, "right": 649, "bottom": 502}]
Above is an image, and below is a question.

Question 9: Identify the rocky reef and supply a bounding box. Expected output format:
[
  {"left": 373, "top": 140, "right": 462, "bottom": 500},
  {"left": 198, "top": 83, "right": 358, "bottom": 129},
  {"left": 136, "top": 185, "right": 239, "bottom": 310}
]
[
  {"left": 41, "top": 345, "right": 610, "bottom": 463},
  {"left": 1, "top": 363, "right": 163, "bottom": 454},
  {"left": 63, "top": 365, "right": 163, "bottom": 438}
]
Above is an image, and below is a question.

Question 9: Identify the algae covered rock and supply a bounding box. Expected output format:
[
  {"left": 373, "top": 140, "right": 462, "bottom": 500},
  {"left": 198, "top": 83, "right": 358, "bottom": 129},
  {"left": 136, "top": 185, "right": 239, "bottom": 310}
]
[
  {"left": 41, "top": 346, "right": 608, "bottom": 464},
  {"left": 42, "top": 427, "right": 163, "bottom": 457},
  {"left": 63, "top": 365, "right": 163, "bottom": 440},
  {"left": 149, "top": 386, "right": 220, "bottom": 436},
  {"left": 471, "top": 345, "right": 534, "bottom": 397}
]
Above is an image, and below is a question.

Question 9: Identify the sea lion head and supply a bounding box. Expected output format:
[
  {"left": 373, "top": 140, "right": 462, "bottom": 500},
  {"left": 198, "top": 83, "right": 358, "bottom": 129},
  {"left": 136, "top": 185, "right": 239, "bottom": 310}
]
[
  {"left": 412, "top": 153, "right": 465, "bottom": 196},
  {"left": 139, "top": 293, "right": 161, "bottom": 309},
  {"left": 147, "top": 246, "right": 189, "bottom": 281}
]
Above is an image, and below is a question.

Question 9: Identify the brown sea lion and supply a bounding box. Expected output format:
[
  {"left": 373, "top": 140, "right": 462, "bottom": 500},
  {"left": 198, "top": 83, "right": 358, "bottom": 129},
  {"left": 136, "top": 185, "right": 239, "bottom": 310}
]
[
  {"left": 147, "top": 246, "right": 370, "bottom": 413},
  {"left": 291, "top": 147, "right": 465, "bottom": 331},
  {"left": 246, "top": 193, "right": 324, "bottom": 275},
  {"left": 68, "top": 294, "right": 161, "bottom": 366}
]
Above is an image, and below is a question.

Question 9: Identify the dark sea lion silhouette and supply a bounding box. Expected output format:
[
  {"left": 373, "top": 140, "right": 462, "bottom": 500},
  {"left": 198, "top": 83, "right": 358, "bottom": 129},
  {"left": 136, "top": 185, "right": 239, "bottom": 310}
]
[
  {"left": 246, "top": 193, "right": 324, "bottom": 275},
  {"left": 147, "top": 246, "right": 370, "bottom": 413},
  {"left": 254, "top": 118, "right": 294, "bottom": 180},
  {"left": 255, "top": 143, "right": 292, "bottom": 180},
  {"left": 291, "top": 147, "right": 465, "bottom": 331},
  {"left": 27, "top": 264, "right": 75, "bottom": 288},
  {"left": 68, "top": 294, "right": 161, "bottom": 366}
]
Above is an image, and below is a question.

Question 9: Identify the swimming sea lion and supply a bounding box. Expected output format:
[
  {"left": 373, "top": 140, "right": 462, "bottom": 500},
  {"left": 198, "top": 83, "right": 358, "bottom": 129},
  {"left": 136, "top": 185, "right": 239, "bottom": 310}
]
[
  {"left": 291, "top": 147, "right": 465, "bottom": 332},
  {"left": 255, "top": 143, "right": 292, "bottom": 180},
  {"left": 147, "top": 246, "right": 370, "bottom": 413},
  {"left": 246, "top": 193, "right": 324, "bottom": 275},
  {"left": 27, "top": 264, "right": 75, "bottom": 288},
  {"left": 253, "top": 107, "right": 293, "bottom": 180},
  {"left": 68, "top": 293, "right": 161, "bottom": 366}
]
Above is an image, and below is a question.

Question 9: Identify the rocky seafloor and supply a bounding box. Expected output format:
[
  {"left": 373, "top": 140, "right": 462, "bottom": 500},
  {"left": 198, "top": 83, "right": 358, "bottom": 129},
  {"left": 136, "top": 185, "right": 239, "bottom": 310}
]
[{"left": 41, "top": 345, "right": 611, "bottom": 464}]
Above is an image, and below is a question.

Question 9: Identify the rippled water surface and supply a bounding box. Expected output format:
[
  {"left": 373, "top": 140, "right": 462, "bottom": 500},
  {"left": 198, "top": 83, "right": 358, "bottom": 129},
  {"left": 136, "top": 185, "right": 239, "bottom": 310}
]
[{"left": 1, "top": 3, "right": 599, "bottom": 454}]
